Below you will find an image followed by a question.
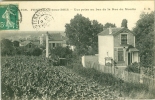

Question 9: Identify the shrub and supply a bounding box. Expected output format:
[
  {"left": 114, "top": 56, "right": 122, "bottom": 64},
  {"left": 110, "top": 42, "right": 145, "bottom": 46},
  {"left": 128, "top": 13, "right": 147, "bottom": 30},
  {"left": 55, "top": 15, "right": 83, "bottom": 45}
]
[
  {"left": 125, "top": 62, "right": 140, "bottom": 73},
  {"left": 31, "top": 47, "right": 42, "bottom": 56}
]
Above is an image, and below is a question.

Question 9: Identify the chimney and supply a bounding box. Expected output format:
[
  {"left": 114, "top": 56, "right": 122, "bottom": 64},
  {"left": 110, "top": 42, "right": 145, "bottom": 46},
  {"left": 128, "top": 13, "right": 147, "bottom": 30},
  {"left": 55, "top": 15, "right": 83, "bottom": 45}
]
[{"left": 109, "top": 26, "right": 112, "bottom": 34}]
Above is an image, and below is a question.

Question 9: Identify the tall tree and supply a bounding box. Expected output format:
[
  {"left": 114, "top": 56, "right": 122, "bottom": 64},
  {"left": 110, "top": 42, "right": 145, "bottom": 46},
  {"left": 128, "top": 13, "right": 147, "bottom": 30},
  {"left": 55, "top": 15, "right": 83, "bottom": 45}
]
[
  {"left": 90, "top": 20, "right": 103, "bottom": 54},
  {"left": 121, "top": 19, "right": 128, "bottom": 28},
  {"left": 65, "top": 14, "right": 103, "bottom": 55},
  {"left": 133, "top": 11, "right": 154, "bottom": 68}
]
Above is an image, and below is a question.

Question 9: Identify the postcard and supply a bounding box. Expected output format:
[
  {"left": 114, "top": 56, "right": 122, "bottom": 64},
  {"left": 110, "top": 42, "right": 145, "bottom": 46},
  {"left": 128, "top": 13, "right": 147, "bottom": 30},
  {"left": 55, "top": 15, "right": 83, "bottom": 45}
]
[{"left": 0, "top": 1, "right": 154, "bottom": 100}]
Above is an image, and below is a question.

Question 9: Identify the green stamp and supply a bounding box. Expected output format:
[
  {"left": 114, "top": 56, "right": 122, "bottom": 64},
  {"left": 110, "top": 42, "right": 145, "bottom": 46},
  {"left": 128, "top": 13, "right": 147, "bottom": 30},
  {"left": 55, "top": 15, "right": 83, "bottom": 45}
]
[{"left": 0, "top": 4, "right": 20, "bottom": 30}]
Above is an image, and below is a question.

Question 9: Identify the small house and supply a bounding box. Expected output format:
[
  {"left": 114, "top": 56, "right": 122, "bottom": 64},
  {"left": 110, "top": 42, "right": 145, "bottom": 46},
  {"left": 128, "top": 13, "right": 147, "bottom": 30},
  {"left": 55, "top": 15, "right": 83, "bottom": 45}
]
[
  {"left": 98, "top": 27, "right": 139, "bottom": 67},
  {"left": 46, "top": 32, "right": 67, "bottom": 58},
  {"left": 19, "top": 40, "right": 40, "bottom": 48}
]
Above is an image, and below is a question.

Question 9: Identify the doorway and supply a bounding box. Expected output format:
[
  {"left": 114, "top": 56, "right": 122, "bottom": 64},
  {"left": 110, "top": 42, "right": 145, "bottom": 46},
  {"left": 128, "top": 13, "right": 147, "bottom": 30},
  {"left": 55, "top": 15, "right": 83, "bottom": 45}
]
[{"left": 128, "top": 52, "right": 132, "bottom": 65}]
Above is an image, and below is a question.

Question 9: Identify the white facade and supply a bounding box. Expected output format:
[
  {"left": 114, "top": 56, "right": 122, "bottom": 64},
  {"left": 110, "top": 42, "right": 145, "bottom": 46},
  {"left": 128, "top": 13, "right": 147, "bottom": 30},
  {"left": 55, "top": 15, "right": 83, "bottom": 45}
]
[
  {"left": 98, "top": 27, "right": 140, "bottom": 67},
  {"left": 98, "top": 35, "right": 114, "bottom": 65}
]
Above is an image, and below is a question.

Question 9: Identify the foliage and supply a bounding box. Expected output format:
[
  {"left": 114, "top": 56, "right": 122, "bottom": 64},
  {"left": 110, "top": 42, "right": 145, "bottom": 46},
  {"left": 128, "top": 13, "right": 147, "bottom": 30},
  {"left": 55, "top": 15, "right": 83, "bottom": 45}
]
[
  {"left": 49, "top": 46, "right": 73, "bottom": 66},
  {"left": 24, "top": 47, "right": 42, "bottom": 56},
  {"left": 31, "top": 47, "right": 42, "bottom": 56},
  {"left": 66, "top": 59, "right": 154, "bottom": 98},
  {"left": 2, "top": 56, "right": 119, "bottom": 99},
  {"left": 140, "top": 67, "right": 155, "bottom": 78},
  {"left": 103, "top": 23, "right": 116, "bottom": 29},
  {"left": 125, "top": 62, "right": 140, "bottom": 73},
  {"left": 1, "top": 39, "right": 14, "bottom": 56},
  {"left": 121, "top": 19, "right": 128, "bottom": 28},
  {"left": 1, "top": 39, "right": 43, "bottom": 56},
  {"left": 12, "top": 40, "right": 19, "bottom": 47},
  {"left": 65, "top": 14, "right": 103, "bottom": 55},
  {"left": 50, "top": 46, "right": 72, "bottom": 58},
  {"left": 133, "top": 11, "right": 154, "bottom": 68}
]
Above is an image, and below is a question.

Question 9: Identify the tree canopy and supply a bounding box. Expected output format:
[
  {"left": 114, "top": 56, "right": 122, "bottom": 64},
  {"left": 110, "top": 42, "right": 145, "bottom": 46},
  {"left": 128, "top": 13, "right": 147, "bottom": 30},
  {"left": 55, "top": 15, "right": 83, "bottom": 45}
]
[
  {"left": 65, "top": 14, "right": 103, "bottom": 55},
  {"left": 133, "top": 11, "right": 154, "bottom": 68},
  {"left": 103, "top": 23, "right": 116, "bottom": 29},
  {"left": 1, "top": 39, "right": 14, "bottom": 56},
  {"left": 1, "top": 39, "right": 42, "bottom": 56}
]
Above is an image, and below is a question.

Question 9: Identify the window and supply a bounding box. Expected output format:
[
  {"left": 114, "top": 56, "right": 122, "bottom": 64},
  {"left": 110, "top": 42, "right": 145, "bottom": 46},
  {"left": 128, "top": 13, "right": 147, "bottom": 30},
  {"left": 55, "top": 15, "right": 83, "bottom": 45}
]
[
  {"left": 121, "top": 34, "right": 127, "bottom": 45},
  {"left": 53, "top": 43, "right": 55, "bottom": 47},
  {"left": 118, "top": 50, "right": 124, "bottom": 61}
]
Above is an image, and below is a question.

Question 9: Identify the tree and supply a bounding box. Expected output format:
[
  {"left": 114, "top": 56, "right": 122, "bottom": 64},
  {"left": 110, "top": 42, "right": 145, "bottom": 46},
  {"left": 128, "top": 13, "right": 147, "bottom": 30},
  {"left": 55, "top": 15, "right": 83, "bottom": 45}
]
[
  {"left": 103, "top": 23, "right": 116, "bottom": 29},
  {"left": 65, "top": 14, "right": 103, "bottom": 55},
  {"left": 50, "top": 46, "right": 72, "bottom": 58},
  {"left": 31, "top": 47, "right": 42, "bottom": 56},
  {"left": 1, "top": 39, "right": 14, "bottom": 56},
  {"left": 121, "top": 19, "right": 128, "bottom": 28},
  {"left": 12, "top": 41, "right": 19, "bottom": 47},
  {"left": 133, "top": 11, "right": 154, "bottom": 68}
]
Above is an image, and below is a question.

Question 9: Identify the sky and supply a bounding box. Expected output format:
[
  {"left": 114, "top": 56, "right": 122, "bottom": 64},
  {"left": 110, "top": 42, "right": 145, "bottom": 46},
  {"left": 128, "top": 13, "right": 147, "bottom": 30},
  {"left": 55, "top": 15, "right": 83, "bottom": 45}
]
[{"left": 0, "top": 1, "right": 154, "bottom": 33}]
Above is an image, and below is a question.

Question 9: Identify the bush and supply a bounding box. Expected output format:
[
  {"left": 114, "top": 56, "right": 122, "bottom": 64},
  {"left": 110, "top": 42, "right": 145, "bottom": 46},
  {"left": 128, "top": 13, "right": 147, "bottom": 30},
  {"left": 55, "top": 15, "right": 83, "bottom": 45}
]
[
  {"left": 125, "top": 62, "right": 140, "bottom": 73},
  {"left": 50, "top": 46, "right": 72, "bottom": 58},
  {"left": 31, "top": 47, "right": 42, "bottom": 56}
]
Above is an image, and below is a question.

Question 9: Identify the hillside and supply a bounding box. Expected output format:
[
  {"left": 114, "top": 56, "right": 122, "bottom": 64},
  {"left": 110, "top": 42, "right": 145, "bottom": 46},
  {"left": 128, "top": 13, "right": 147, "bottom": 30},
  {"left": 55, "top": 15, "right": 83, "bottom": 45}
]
[{"left": 1, "top": 56, "right": 119, "bottom": 99}]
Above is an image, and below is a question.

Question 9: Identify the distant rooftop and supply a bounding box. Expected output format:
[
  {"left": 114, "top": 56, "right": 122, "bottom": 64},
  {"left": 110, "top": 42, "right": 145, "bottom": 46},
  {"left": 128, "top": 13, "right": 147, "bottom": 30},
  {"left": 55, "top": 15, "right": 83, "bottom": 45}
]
[{"left": 48, "top": 33, "right": 66, "bottom": 41}]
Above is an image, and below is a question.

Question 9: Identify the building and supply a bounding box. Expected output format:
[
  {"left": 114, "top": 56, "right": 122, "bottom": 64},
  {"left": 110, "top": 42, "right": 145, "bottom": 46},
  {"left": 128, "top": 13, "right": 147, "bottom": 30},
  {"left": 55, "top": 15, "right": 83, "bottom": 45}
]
[
  {"left": 98, "top": 27, "right": 139, "bottom": 67},
  {"left": 46, "top": 32, "right": 67, "bottom": 58},
  {"left": 19, "top": 40, "right": 39, "bottom": 48}
]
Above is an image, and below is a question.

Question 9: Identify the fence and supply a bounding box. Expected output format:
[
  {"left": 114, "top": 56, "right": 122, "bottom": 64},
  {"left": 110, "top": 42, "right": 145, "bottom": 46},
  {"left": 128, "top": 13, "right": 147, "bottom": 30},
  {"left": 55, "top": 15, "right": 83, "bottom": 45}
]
[{"left": 81, "top": 55, "right": 155, "bottom": 88}]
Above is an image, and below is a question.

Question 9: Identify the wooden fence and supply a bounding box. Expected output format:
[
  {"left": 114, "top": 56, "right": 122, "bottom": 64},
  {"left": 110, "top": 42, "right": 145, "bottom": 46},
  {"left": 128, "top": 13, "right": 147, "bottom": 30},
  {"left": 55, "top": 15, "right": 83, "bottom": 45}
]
[
  {"left": 81, "top": 55, "right": 155, "bottom": 88},
  {"left": 99, "top": 65, "right": 155, "bottom": 88},
  {"left": 82, "top": 56, "right": 155, "bottom": 88}
]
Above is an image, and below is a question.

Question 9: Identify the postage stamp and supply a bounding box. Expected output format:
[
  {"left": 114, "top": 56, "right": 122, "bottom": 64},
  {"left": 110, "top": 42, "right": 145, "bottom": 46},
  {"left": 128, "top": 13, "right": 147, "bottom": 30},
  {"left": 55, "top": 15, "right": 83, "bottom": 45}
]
[
  {"left": 0, "top": 4, "right": 22, "bottom": 30},
  {"left": 32, "top": 8, "right": 53, "bottom": 30}
]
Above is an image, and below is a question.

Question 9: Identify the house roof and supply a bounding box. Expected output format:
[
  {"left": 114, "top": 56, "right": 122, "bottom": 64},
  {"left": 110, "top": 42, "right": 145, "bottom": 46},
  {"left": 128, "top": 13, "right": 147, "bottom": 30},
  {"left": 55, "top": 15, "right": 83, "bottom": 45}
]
[
  {"left": 20, "top": 41, "right": 31, "bottom": 46},
  {"left": 98, "top": 27, "right": 134, "bottom": 36},
  {"left": 20, "top": 40, "right": 40, "bottom": 46},
  {"left": 32, "top": 41, "right": 40, "bottom": 45},
  {"left": 129, "top": 48, "right": 139, "bottom": 52},
  {"left": 47, "top": 33, "right": 66, "bottom": 41}
]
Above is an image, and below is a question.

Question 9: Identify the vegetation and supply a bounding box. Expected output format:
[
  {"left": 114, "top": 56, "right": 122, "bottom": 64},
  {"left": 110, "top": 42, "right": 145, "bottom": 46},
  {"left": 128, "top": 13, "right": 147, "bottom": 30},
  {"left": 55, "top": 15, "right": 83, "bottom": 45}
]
[
  {"left": 1, "top": 39, "right": 42, "bottom": 56},
  {"left": 65, "top": 14, "right": 103, "bottom": 55},
  {"left": 103, "top": 23, "right": 116, "bottom": 29},
  {"left": 50, "top": 46, "right": 72, "bottom": 58},
  {"left": 2, "top": 56, "right": 119, "bottom": 100},
  {"left": 1, "top": 39, "right": 14, "bottom": 56},
  {"left": 133, "top": 11, "right": 154, "bottom": 68},
  {"left": 66, "top": 59, "right": 155, "bottom": 99},
  {"left": 125, "top": 62, "right": 140, "bottom": 73}
]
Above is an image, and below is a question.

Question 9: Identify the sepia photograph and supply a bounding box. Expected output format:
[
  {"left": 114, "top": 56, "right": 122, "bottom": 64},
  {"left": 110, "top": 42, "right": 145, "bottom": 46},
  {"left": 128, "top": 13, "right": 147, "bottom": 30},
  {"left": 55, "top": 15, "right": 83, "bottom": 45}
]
[{"left": 0, "top": 1, "right": 154, "bottom": 100}]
